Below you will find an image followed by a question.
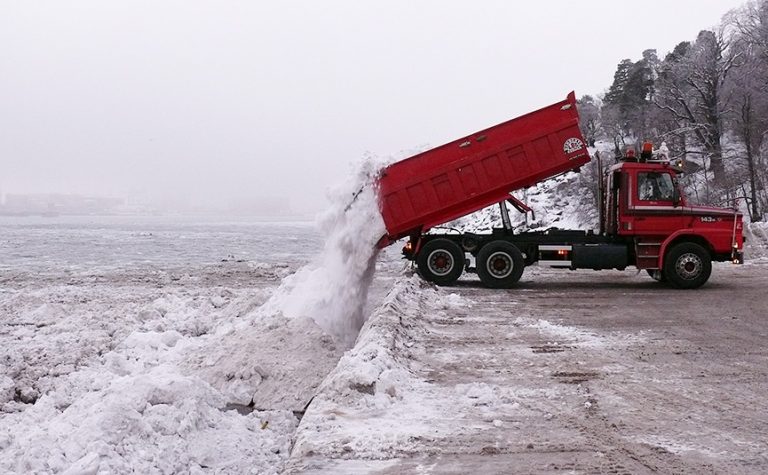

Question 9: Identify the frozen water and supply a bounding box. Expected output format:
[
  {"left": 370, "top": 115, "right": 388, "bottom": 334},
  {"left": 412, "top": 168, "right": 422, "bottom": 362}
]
[{"left": 0, "top": 215, "right": 321, "bottom": 272}]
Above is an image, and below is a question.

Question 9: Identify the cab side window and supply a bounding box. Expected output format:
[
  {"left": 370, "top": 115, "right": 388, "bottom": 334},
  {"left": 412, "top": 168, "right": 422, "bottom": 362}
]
[{"left": 637, "top": 172, "right": 674, "bottom": 201}]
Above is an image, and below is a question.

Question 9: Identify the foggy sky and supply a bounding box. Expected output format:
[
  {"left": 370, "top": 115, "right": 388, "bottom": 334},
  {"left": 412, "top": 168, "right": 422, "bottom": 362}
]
[{"left": 0, "top": 0, "right": 746, "bottom": 215}]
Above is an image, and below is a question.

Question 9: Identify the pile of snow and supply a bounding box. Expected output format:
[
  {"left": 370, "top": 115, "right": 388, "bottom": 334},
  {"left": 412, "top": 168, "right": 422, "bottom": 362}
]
[
  {"left": 0, "top": 247, "right": 385, "bottom": 473},
  {"left": 745, "top": 221, "right": 768, "bottom": 260},
  {"left": 290, "top": 275, "right": 432, "bottom": 459},
  {"left": 180, "top": 315, "right": 342, "bottom": 412},
  {"left": 261, "top": 157, "right": 387, "bottom": 347},
  {"left": 2, "top": 366, "right": 297, "bottom": 474},
  {"left": 0, "top": 155, "right": 398, "bottom": 473},
  {"left": 0, "top": 245, "right": 384, "bottom": 473},
  {"left": 307, "top": 276, "right": 426, "bottom": 404},
  {"left": 290, "top": 275, "right": 481, "bottom": 460},
  {"left": 0, "top": 270, "right": 275, "bottom": 411},
  {"left": 0, "top": 289, "right": 303, "bottom": 474}
]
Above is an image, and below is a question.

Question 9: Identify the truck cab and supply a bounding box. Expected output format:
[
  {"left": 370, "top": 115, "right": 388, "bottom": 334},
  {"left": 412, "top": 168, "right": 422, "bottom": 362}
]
[{"left": 604, "top": 152, "right": 744, "bottom": 287}]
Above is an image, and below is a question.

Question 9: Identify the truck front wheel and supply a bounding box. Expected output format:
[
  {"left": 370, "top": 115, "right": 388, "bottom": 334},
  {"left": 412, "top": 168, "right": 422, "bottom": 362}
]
[
  {"left": 476, "top": 241, "right": 525, "bottom": 288},
  {"left": 663, "top": 242, "right": 712, "bottom": 289},
  {"left": 416, "top": 238, "right": 464, "bottom": 286}
]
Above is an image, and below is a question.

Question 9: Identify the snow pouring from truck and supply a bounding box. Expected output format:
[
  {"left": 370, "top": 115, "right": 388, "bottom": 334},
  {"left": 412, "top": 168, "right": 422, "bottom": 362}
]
[{"left": 260, "top": 157, "right": 387, "bottom": 347}]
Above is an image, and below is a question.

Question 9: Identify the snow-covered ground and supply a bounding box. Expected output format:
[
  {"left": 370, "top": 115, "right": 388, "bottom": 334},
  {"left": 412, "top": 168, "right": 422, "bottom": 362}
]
[
  {"left": 0, "top": 211, "right": 402, "bottom": 474},
  {"left": 0, "top": 221, "right": 301, "bottom": 472},
  {"left": 2, "top": 171, "right": 767, "bottom": 473},
  {"left": 289, "top": 276, "right": 487, "bottom": 462},
  {"left": 0, "top": 149, "right": 412, "bottom": 474},
  {"left": 287, "top": 262, "right": 768, "bottom": 473}
]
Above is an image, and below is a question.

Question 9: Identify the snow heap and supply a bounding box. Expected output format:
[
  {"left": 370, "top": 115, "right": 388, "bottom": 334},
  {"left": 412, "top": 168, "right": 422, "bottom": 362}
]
[
  {"left": 176, "top": 157, "right": 394, "bottom": 413},
  {"left": 0, "top": 291, "right": 302, "bottom": 474},
  {"left": 0, "top": 156, "right": 392, "bottom": 474},
  {"left": 290, "top": 275, "right": 436, "bottom": 459},
  {"left": 260, "top": 157, "right": 387, "bottom": 347},
  {"left": 745, "top": 222, "right": 768, "bottom": 260}
]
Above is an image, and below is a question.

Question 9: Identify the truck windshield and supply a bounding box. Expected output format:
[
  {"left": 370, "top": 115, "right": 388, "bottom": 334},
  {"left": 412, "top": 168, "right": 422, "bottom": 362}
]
[{"left": 637, "top": 172, "right": 674, "bottom": 201}]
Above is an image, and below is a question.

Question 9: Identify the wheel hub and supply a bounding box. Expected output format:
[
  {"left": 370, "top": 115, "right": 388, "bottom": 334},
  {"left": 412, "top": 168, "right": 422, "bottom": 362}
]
[
  {"left": 486, "top": 252, "right": 513, "bottom": 278},
  {"left": 676, "top": 253, "right": 702, "bottom": 280},
  {"left": 427, "top": 250, "right": 454, "bottom": 276}
]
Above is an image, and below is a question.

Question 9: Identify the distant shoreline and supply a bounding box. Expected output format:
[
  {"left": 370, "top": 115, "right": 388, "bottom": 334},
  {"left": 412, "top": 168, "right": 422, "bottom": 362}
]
[{"left": 0, "top": 213, "right": 317, "bottom": 224}]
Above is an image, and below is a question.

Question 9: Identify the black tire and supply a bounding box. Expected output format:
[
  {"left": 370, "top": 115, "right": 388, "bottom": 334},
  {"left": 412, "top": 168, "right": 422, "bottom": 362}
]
[
  {"left": 416, "top": 238, "right": 464, "bottom": 286},
  {"left": 662, "top": 242, "right": 712, "bottom": 289},
  {"left": 646, "top": 269, "right": 666, "bottom": 282},
  {"left": 476, "top": 241, "right": 525, "bottom": 288}
]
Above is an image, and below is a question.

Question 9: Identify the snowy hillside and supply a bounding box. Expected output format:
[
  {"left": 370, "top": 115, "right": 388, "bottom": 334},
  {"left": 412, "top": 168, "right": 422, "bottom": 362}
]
[
  {"left": 445, "top": 147, "right": 607, "bottom": 234},
  {"left": 745, "top": 222, "right": 768, "bottom": 260}
]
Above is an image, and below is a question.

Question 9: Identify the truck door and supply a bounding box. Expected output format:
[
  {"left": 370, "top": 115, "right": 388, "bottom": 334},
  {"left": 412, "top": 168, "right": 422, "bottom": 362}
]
[
  {"left": 625, "top": 170, "right": 683, "bottom": 236},
  {"left": 605, "top": 170, "right": 621, "bottom": 235}
]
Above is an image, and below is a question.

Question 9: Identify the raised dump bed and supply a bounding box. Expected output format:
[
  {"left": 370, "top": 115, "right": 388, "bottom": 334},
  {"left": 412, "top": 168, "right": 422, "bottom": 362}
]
[{"left": 377, "top": 92, "right": 591, "bottom": 245}]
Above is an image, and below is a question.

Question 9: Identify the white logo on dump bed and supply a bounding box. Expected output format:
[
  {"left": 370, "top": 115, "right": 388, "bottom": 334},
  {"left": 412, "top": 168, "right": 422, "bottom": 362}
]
[{"left": 563, "top": 137, "right": 584, "bottom": 154}]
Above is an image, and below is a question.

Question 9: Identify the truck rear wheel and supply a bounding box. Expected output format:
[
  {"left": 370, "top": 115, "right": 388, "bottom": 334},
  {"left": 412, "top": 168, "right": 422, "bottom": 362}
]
[
  {"left": 663, "top": 242, "right": 711, "bottom": 289},
  {"left": 476, "top": 241, "right": 525, "bottom": 288},
  {"left": 416, "top": 238, "right": 464, "bottom": 286}
]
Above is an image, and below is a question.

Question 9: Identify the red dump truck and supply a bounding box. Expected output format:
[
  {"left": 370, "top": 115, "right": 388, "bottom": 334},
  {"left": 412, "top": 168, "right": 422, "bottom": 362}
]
[{"left": 376, "top": 92, "right": 744, "bottom": 289}]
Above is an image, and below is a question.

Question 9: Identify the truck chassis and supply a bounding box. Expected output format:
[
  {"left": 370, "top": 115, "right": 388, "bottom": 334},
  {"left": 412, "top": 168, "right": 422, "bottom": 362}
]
[{"left": 410, "top": 226, "right": 733, "bottom": 290}]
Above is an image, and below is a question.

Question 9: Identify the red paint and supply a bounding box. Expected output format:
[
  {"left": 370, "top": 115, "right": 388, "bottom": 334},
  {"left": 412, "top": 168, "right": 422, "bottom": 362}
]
[
  {"left": 613, "top": 160, "right": 743, "bottom": 267},
  {"left": 377, "top": 92, "right": 589, "bottom": 246}
]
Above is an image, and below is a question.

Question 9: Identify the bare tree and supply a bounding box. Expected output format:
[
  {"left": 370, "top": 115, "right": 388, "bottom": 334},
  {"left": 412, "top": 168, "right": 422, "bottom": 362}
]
[
  {"left": 576, "top": 95, "right": 601, "bottom": 147},
  {"left": 729, "top": 0, "right": 768, "bottom": 61},
  {"left": 654, "top": 29, "right": 741, "bottom": 188},
  {"left": 724, "top": 1, "right": 768, "bottom": 220}
]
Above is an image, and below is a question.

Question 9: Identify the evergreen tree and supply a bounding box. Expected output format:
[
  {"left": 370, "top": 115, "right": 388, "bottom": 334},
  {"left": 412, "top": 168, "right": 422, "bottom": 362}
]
[
  {"left": 604, "top": 59, "right": 634, "bottom": 107},
  {"left": 602, "top": 52, "right": 659, "bottom": 141}
]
